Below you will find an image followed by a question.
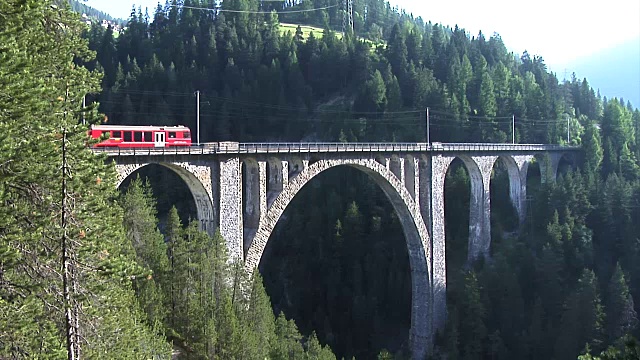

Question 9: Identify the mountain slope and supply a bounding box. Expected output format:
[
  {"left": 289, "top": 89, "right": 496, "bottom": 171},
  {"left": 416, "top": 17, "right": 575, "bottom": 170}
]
[
  {"left": 67, "top": 0, "right": 125, "bottom": 25},
  {"left": 563, "top": 37, "right": 640, "bottom": 107}
]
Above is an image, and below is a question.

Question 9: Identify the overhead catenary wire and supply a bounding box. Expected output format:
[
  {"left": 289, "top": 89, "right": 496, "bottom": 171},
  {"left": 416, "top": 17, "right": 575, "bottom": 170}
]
[
  {"left": 172, "top": 3, "right": 340, "bottom": 14},
  {"left": 105, "top": 89, "right": 195, "bottom": 97},
  {"left": 99, "top": 90, "right": 591, "bottom": 142},
  {"left": 102, "top": 108, "right": 571, "bottom": 129},
  {"left": 104, "top": 109, "right": 423, "bottom": 124},
  {"left": 105, "top": 89, "right": 425, "bottom": 115},
  {"left": 102, "top": 89, "right": 581, "bottom": 123},
  {"left": 428, "top": 108, "right": 513, "bottom": 120},
  {"left": 103, "top": 107, "right": 574, "bottom": 129}
]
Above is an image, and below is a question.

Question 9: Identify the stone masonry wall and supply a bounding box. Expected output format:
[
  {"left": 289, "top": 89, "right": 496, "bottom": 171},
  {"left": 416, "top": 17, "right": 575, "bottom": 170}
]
[
  {"left": 219, "top": 157, "right": 243, "bottom": 261},
  {"left": 472, "top": 156, "right": 498, "bottom": 261},
  {"left": 429, "top": 154, "right": 454, "bottom": 334},
  {"left": 242, "top": 154, "right": 433, "bottom": 359}
]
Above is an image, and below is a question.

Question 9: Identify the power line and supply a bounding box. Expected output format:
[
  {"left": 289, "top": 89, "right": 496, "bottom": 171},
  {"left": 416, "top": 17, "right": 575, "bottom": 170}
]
[
  {"left": 172, "top": 3, "right": 340, "bottom": 14},
  {"left": 104, "top": 109, "right": 422, "bottom": 124},
  {"left": 106, "top": 89, "right": 194, "bottom": 97},
  {"left": 105, "top": 89, "right": 425, "bottom": 115},
  {"left": 99, "top": 90, "right": 598, "bottom": 133},
  {"left": 429, "top": 108, "right": 513, "bottom": 120}
]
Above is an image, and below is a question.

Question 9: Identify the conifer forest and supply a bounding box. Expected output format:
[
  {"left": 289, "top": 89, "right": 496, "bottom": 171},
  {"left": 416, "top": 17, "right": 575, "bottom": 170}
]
[{"left": 2, "top": 0, "right": 640, "bottom": 359}]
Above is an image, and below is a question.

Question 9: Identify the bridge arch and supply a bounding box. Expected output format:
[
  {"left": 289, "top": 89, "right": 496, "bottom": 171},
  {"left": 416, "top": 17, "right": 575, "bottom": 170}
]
[
  {"left": 115, "top": 162, "right": 216, "bottom": 234},
  {"left": 491, "top": 155, "right": 525, "bottom": 228},
  {"left": 534, "top": 151, "right": 577, "bottom": 183},
  {"left": 437, "top": 155, "right": 489, "bottom": 263},
  {"left": 244, "top": 156, "right": 433, "bottom": 356}
]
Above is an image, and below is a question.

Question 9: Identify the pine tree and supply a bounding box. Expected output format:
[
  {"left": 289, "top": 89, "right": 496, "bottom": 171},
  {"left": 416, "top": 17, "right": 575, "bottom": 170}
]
[
  {"left": 343, "top": 201, "right": 364, "bottom": 244},
  {"left": 479, "top": 71, "right": 497, "bottom": 118},
  {"left": 165, "top": 206, "right": 182, "bottom": 306},
  {"left": 602, "top": 99, "right": 635, "bottom": 161},
  {"left": 412, "top": 66, "right": 440, "bottom": 109},
  {"left": 271, "top": 312, "right": 306, "bottom": 359},
  {"left": 605, "top": 263, "right": 638, "bottom": 341},
  {"left": 578, "top": 335, "right": 640, "bottom": 360},
  {"left": 385, "top": 74, "right": 403, "bottom": 112},
  {"left": 583, "top": 119, "right": 604, "bottom": 172},
  {"left": 554, "top": 270, "right": 605, "bottom": 359},
  {"left": 170, "top": 214, "right": 194, "bottom": 345},
  {"left": 0, "top": 1, "right": 169, "bottom": 357},
  {"left": 619, "top": 143, "right": 639, "bottom": 181},
  {"left": 386, "top": 24, "right": 408, "bottom": 79},
  {"left": 353, "top": 70, "right": 387, "bottom": 120},
  {"left": 459, "top": 271, "right": 487, "bottom": 360},
  {"left": 485, "top": 254, "right": 525, "bottom": 355},
  {"left": 239, "top": 273, "right": 276, "bottom": 359},
  {"left": 307, "top": 331, "right": 337, "bottom": 360},
  {"left": 120, "top": 178, "right": 171, "bottom": 333},
  {"left": 121, "top": 179, "right": 171, "bottom": 284}
]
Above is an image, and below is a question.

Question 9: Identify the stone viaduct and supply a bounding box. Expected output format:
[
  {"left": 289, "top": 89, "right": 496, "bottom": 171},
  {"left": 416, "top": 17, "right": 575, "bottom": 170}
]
[{"left": 99, "top": 142, "right": 579, "bottom": 359}]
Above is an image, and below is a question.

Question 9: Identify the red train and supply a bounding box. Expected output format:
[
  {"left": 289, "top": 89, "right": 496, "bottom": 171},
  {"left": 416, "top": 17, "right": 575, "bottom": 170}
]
[{"left": 90, "top": 125, "right": 192, "bottom": 148}]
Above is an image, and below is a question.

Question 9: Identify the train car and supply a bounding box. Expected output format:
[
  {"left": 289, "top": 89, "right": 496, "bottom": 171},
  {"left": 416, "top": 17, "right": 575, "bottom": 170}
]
[{"left": 90, "top": 125, "right": 192, "bottom": 148}]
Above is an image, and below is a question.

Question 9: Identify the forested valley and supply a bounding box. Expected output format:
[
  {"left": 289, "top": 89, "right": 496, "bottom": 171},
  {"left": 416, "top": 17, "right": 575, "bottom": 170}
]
[{"left": 2, "top": 0, "right": 640, "bottom": 359}]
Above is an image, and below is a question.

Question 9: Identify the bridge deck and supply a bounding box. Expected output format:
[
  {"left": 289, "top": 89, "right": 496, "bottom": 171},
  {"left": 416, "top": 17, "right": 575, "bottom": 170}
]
[{"left": 93, "top": 142, "right": 579, "bottom": 156}]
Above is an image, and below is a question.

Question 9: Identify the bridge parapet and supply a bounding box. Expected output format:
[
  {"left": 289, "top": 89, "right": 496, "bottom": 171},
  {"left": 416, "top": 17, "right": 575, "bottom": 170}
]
[
  {"left": 434, "top": 143, "right": 579, "bottom": 152},
  {"left": 94, "top": 142, "right": 580, "bottom": 157}
]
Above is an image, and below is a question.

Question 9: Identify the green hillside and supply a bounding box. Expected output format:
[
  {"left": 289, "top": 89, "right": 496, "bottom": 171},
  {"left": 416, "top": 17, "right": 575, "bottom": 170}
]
[
  {"left": 279, "top": 22, "right": 383, "bottom": 49},
  {"left": 279, "top": 22, "right": 337, "bottom": 39}
]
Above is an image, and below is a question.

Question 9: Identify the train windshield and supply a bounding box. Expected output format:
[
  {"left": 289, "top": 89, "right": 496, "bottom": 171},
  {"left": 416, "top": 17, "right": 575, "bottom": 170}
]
[{"left": 184, "top": 132, "right": 191, "bottom": 138}]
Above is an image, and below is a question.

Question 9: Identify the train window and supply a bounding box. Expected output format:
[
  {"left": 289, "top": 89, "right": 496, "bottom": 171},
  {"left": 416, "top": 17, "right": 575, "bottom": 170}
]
[
  {"left": 123, "top": 131, "right": 132, "bottom": 142},
  {"left": 134, "top": 132, "right": 143, "bottom": 142},
  {"left": 144, "top": 132, "right": 152, "bottom": 142},
  {"left": 184, "top": 132, "right": 191, "bottom": 138},
  {"left": 112, "top": 131, "right": 121, "bottom": 138},
  {"left": 168, "top": 132, "right": 176, "bottom": 138},
  {"left": 101, "top": 131, "right": 109, "bottom": 138}
]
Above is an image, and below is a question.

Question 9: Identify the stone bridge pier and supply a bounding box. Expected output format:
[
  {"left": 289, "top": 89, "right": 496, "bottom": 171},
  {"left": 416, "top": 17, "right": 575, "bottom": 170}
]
[{"left": 108, "top": 143, "right": 578, "bottom": 359}]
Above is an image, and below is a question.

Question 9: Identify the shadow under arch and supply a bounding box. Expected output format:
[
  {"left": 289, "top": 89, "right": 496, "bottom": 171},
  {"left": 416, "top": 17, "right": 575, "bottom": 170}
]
[
  {"left": 244, "top": 158, "right": 433, "bottom": 357},
  {"left": 492, "top": 155, "right": 526, "bottom": 226},
  {"left": 439, "top": 154, "right": 489, "bottom": 263},
  {"left": 116, "top": 162, "right": 216, "bottom": 234},
  {"left": 534, "top": 151, "right": 577, "bottom": 183},
  {"left": 555, "top": 152, "right": 577, "bottom": 178}
]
